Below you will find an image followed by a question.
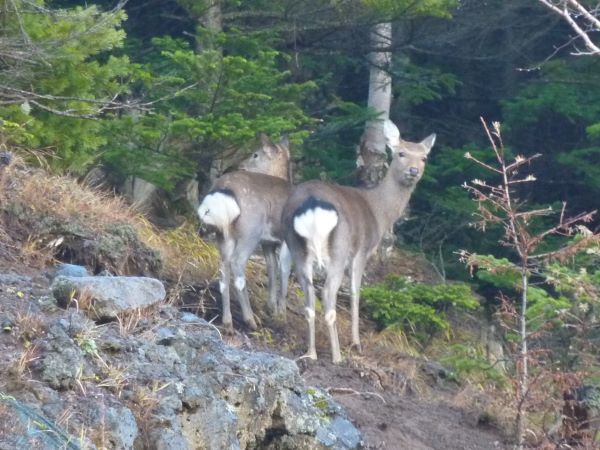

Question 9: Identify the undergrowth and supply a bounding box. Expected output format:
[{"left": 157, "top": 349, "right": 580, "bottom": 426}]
[{"left": 362, "top": 275, "right": 479, "bottom": 341}]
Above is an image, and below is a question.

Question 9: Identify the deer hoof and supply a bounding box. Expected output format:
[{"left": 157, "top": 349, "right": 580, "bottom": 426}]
[
  {"left": 222, "top": 323, "right": 235, "bottom": 335},
  {"left": 298, "top": 350, "right": 318, "bottom": 361},
  {"left": 349, "top": 342, "right": 362, "bottom": 354},
  {"left": 332, "top": 353, "right": 343, "bottom": 364},
  {"left": 245, "top": 317, "right": 258, "bottom": 331}
]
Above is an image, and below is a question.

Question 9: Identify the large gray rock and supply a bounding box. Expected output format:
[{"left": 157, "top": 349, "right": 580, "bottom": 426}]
[
  {"left": 135, "top": 311, "right": 363, "bottom": 449},
  {"left": 54, "top": 263, "right": 91, "bottom": 278},
  {"left": 51, "top": 275, "right": 166, "bottom": 320}
]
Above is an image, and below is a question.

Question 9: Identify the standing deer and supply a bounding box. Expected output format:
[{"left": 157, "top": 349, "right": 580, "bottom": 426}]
[
  {"left": 281, "top": 120, "right": 435, "bottom": 362},
  {"left": 198, "top": 134, "right": 291, "bottom": 331}
]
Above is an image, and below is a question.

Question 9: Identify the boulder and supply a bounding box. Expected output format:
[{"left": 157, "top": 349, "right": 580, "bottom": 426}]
[
  {"left": 51, "top": 275, "right": 166, "bottom": 320},
  {"left": 54, "top": 263, "right": 91, "bottom": 278}
]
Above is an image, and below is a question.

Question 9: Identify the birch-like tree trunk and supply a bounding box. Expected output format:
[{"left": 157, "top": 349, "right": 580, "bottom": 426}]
[{"left": 357, "top": 22, "right": 392, "bottom": 187}]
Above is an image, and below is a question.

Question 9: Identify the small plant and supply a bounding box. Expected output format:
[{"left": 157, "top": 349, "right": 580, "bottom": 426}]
[
  {"left": 96, "top": 365, "right": 130, "bottom": 398},
  {"left": 362, "top": 275, "right": 479, "bottom": 341},
  {"left": 440, "top": 343, "right": 508, "bottom": 388},
  {"left": 461, "top": 119, "right": 599, "bottom": 448},
  {"left": 8, "top": 342, "right": 40, "bottom": 381}
]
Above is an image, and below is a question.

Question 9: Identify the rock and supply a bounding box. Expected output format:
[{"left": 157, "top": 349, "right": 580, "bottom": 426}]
[
  {"left": 54, "top": 263, "right": 91, "bottom": 278},
  {"left": 0, "top": 151, "right": 13, "bottom": 167},
  {"left": 0, "top": 394, "right": 89, "bottom": 450},
  {"left": 317, "top": 416, "right": 363, "bottom": 449},
  {"left": 51, "top": 275, "right": 166, "bottom": 320},
  {"left": 104, "top": 406, "right": 138, "bottom": 449},
  {"left": 0, "top": 272, "right": 32, "bottom": 285},
  {"left": 36, "top": 320, "right": 86, "bottom": 390},
  {"left": 6, "top": 294, "right": 361, "bottom": 450}
]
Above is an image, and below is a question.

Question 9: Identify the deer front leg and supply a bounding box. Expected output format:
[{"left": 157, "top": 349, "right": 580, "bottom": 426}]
[
  {"left": 322, "top": 265, "right": 344, "bottom": 364},
  {"left": 262, "top": 242, "right": 279, "bottom": 315}
]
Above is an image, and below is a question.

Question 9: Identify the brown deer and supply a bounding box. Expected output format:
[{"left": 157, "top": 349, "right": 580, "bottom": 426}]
[
  {"left": 281, "top": 120, "right": 435, "bottom": 362},
  {"left": 198, "top": 134, "right": 291, "bottom": 331}
]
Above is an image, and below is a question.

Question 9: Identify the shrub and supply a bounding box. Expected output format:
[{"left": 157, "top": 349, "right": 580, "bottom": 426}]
[{"left": 362, "top": 275, "right": 479, "bottom": 341}]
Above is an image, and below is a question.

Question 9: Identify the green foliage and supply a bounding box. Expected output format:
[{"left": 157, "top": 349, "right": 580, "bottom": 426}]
[
  {"left": 503, "top": 59, "right": 600, "bottom": 127},
  {"left": 301, "top": 100, "right": 375, "bottom": 182},
  {"left": 362, "top": 275, "right": 479, "bottom": 340},
  {"left": 392, "top": 58, "right": 459, "bottom": 106},
  {"left": 362, "top": 0, "right": 457, "bottom": 17},
  {"left": 0, "top": 2, "right": 132, "bottom": 174},
  {"left": 502, "top": 58, "right": 600, "bottom": 212},
  {"left": 101, "top": 31, "right": 315, "bottom": 188},
  {"left": 440, "top": 344, "right": 507, "bottom": 387}
]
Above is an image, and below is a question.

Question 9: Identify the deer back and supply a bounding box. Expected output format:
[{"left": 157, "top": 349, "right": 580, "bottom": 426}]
[{"left": 212, "top": 171, "right": 291, "bottom": 242}]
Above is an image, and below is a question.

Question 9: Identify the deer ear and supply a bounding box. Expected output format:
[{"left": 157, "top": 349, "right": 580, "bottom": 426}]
[
  {"left": 383, "top": 119, "right": 400, "bottom": 150},
  {"left": 259, "top": 133, "right": 273, "bottom": 146},
  {"left": 258, "top": 133, "right": 276, "bottom": 157},
  {"left": 278, "top": 134, "right": 289, "bottom": 148},
  {"left": 420, "top": 133, "right": 436, "bottom": 154}
]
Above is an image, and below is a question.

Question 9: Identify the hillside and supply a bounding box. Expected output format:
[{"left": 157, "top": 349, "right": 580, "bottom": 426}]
[{"left": 0, "top": 156, "right": 512, "bottom": 449}]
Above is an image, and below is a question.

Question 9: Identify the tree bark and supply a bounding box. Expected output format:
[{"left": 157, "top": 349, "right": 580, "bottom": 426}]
[{"left": 357, "top": 22, "right": 392, "bottom": 188}]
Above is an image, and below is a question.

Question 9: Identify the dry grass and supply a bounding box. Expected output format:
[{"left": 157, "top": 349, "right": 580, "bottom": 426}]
[
  {"left": 13, "top": 310, "right": 47, "bottom": 344},
  {"left": 0, "top": 155, "right": 135, "bottom": 232},
  {"left": 0, "top": 153, "right": 219, "bottom": 279},
  {"left": 138, "top": 220, "right": 219, "bottom": 283},
  {"left": 96, "top": 364, "right": 130, "bottom": 398},
  {"left": 127, "top": 382, "right": 169, "bottom": 448},
  {"left": 8, "top": 342, "right": 40, "bottom": 382}
]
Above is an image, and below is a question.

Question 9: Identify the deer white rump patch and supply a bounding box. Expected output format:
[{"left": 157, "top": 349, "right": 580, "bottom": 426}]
[
  {"left": 198, "top": 191, "right": 241, "bottom": 230},
  {"left": 293, "top": 206, "right": 338, "bottom": 268}
]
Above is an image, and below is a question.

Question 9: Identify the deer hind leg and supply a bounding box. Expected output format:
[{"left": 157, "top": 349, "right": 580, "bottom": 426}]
[
  {"left": 262, "top": 242, "right": 279, "bottom": 315},
  {"left": 230, "top": 237, "right": 260, "bottom": 330},
  {"left": 322, "top": 261, "right": 345, "bottom": 364},
  {"left": 295, "top": 251, "right": 317, "bottom": 360},
  {"left": 350, "top": 254, "right": 367, "bottom": 352},
  {"left": 218, "top": 234, "right": 235, "bottom": 332}
]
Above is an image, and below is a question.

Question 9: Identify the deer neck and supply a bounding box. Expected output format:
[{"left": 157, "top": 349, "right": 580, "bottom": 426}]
[{"left": 361, "top": 171, "right": 416, "bottom": 239}]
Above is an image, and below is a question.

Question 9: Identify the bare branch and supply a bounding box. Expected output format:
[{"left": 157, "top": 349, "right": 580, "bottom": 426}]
[{"left": 538, "top": 0, "right": 600, "bottom": 55}]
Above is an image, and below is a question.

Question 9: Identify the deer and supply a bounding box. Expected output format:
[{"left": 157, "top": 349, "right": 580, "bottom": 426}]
[
  {"left": 197, "top": 134, "right": 292, "bottom": 332},
  {"left": 281, "top": 120, "right": 435, "bottom": 363}
]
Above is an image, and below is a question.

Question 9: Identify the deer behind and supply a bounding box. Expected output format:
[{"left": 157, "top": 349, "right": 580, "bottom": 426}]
[
  {"left": 198, "top": 134, "right": 291, "bottom": 331},
  {"left": 281, "top": 120, "right": 435, "bottom": 362}
]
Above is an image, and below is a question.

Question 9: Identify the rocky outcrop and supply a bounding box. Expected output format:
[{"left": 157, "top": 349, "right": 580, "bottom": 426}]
[{"left": 1, "top": 270, "right": 362, "bottom": 449}]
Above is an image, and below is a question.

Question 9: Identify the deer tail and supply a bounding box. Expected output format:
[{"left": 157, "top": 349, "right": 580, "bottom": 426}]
[
  {"left": 293, "top": 197, "right": 338, "bottom": 269},
  {"left": 198, "top": 189, "right": 241, "bottom": 233}
]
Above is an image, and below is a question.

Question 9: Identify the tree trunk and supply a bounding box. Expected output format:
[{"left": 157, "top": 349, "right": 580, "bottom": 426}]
[
  {"left": 198, "top": 0, "right": 222, "bottom": 52},
  {"left": 515, "top": 267, "right": 529, "bottom": 450},
  {"left": 357, "top": 22, "right": 392, "bottom": 188}
]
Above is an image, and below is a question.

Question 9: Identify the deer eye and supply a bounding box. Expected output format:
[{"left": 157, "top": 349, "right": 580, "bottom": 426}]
[
  {"left": 422, "top": 156, "right": 428, "bottom": 162},
  {"left": 253, "top": 153, "right": 259, "bottom": 158},
  {"left": 397, "top": 152, "right": 406, "bottom": 158}
]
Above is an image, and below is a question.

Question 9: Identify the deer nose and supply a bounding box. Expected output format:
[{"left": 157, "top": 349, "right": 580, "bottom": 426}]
[{"left": 409, "top": 167, "right": 419, "bottom": 176}]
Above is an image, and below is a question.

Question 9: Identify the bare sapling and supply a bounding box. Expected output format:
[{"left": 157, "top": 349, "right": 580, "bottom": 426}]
[
  {"left": 461, "top": 118, "right": 598, "bottom": 449},
  {"left": 282, "top": 120, "right": 435, "bottom": 363},
  {"left": 197, "top": 134, "right": 292, "bottom": 331}
]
